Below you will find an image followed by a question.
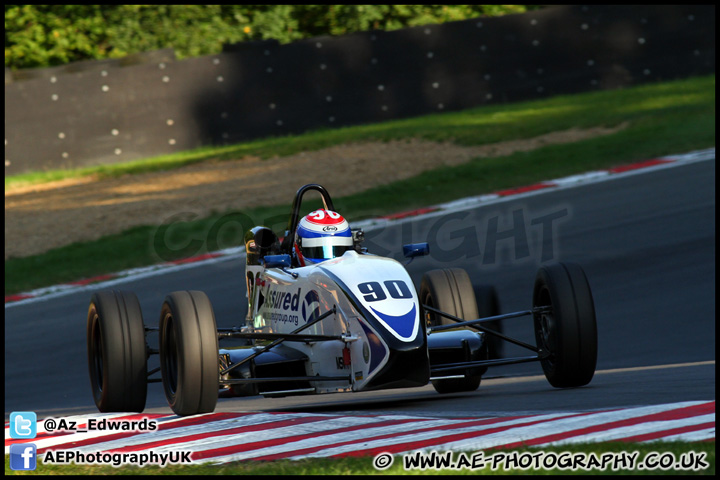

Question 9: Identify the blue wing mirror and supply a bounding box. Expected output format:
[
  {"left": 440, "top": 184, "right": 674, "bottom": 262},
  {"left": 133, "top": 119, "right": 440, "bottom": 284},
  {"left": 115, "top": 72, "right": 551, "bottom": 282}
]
[
  {"left": 403, "top": 242, "right": 430, "bottom": 259},
  {"left": 263, "top": 254, "right": 292, "bottom": 269}
]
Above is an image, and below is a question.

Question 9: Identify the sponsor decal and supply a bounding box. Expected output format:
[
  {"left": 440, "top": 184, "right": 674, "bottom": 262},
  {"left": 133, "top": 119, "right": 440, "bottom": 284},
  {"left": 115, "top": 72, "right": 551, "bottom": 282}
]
[
  {"left": 262, "top": 286, "right": 321, "bottom": 328},
  {"left": 267, "top": 287, "right": 301, "bottom": 311},
  {"left": 301, "top": 289, "right": 321, "bottom": 322},
  {"left": 265, "top": 287, "right": 301, "bottom": 326}
]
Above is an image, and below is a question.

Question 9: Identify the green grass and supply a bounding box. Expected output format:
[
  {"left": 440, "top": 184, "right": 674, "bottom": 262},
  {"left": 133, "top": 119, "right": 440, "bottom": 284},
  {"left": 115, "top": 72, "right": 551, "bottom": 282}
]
[
  {"left": 4, "top": 75, "right": 715, "bottom": 295},
  {"left": 5, "top": 75, "right": 714, "bottom": 191},
  {"left": 5, "top": 441, "right": 715, "bottom": 475}
]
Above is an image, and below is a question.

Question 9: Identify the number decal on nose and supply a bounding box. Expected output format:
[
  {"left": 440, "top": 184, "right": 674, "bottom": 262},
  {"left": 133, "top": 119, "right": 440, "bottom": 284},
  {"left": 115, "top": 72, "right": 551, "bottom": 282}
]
[{"left": 358, "top": 280, "right": 412, "bottom": 302}]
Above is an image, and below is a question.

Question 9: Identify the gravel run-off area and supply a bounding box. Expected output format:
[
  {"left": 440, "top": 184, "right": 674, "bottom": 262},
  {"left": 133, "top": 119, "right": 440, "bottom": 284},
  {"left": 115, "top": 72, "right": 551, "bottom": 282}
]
[{"left": 5, "top": 124, "right": 625, "bottom": 260}]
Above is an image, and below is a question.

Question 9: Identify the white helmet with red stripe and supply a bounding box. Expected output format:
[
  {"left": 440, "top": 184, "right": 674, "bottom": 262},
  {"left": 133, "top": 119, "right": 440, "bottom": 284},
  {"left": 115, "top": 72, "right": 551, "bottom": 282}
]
[{"left": 294, "top": 209, "right": 353, "bottom": 265}]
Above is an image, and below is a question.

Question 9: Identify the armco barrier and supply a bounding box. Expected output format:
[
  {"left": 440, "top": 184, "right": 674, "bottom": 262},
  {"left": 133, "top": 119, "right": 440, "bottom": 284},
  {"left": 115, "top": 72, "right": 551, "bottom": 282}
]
[{"left": 4, "top": 5, "right": 714, "bottom": 176}]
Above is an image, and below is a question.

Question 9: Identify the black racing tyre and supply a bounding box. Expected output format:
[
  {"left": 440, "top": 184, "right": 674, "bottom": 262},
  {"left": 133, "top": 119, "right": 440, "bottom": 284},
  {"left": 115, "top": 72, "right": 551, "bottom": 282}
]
[
  {"left": 87, "top": 290, "right": 148, "bottom": 413},
  {"left": 420, "top": 268, "right": 482, "bottom": 394},
  {"left": 473, "top": 284, "right": 503, "bottom": 359},
  {"left": 159, "top": 291, "right": 219, "bottom": 416},
  {"left": 533, "top": 262, "right": 597, "bottom": 388}
]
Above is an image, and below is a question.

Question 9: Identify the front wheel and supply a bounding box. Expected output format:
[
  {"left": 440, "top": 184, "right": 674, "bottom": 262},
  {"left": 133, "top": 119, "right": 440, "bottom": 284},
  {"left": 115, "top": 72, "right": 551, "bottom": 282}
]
[
  {"left": 159, "top": 291, "right": 219, "bottom": 416},
  {"left": 421, "top": 268, "right": 483, "bottom": 394},
  {"left": 87, "top": 291, "right": 148, "bottom": 412},
  {"left": 533, "top": 262, "right": 597, "bottom": 388}
]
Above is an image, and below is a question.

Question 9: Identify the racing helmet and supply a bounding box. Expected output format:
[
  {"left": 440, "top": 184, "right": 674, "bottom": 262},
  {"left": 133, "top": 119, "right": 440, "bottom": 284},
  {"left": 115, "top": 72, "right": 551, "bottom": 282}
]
[{"left": 294, "top": 209, "right": 353, "bottom": 265}]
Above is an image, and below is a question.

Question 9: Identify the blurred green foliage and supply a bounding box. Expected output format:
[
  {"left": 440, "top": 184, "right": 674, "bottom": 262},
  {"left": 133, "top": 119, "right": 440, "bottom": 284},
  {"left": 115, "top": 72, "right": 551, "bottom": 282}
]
[{"left": 5, "top": 5, "right": 537, "bottom": 69}]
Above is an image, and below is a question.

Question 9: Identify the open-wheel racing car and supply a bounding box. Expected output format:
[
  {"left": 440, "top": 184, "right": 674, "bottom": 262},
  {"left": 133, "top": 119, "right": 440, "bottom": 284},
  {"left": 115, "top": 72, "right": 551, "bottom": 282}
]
[{"left": 87, "top": 184, "right": 598, "bottom": 416}]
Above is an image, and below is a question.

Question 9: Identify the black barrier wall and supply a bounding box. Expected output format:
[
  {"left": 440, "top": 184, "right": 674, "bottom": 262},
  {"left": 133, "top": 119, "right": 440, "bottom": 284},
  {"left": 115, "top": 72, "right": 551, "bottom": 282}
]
[{"left": 4, "top": 5, "right": 715, "bottom": 176}]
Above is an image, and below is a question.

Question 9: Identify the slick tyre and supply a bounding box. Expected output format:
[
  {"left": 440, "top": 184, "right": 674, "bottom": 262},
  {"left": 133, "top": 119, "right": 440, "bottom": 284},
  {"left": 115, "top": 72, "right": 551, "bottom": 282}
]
[
  {"left": 87, "top": 290, "right": 148, "bottom": 413},
  {"left": 159, "top": 291, "right": 219, "bottom": 416},
  {"left": 421, "top": 268, "right": 482, "bottom": 394},
  {"left": 533, "top": 262, "right": 598, "bottom": 388}
]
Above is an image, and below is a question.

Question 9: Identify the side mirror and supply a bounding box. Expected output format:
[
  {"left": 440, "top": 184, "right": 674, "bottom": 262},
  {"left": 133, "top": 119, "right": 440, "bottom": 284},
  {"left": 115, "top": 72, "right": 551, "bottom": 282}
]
[
  {"left": 263, "top": 254, "right": 292, "bottom": 269},
  {"left": 245, "top": 226, "right": 280, "bottom": 266},
  {"left": 403, "top": 242, "right": 430, "bottom": 259}
]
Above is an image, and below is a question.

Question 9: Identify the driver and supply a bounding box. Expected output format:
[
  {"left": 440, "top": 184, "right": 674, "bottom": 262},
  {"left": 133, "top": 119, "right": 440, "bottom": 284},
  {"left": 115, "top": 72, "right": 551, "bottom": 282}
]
[{"left": 294, "top": 209, "right": 354, "bottom": 266}]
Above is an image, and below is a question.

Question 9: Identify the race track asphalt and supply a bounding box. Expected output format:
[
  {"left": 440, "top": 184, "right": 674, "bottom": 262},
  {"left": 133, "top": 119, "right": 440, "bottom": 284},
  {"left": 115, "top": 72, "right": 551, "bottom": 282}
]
[{"left": 4, "top": 157, "right": 714, "bottom": 419}]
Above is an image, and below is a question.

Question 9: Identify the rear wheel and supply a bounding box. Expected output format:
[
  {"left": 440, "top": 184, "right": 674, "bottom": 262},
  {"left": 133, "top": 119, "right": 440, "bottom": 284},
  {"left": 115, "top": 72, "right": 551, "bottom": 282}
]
[
  {"left": 159, "top": 291, "right": 219, "bottom": 416},
  {"left": 533, "top": 262, "right": 597, "bottom": 388},
  {"left": 87, "top": 290, "right": 148, "bottom": 412},
  {"left": 421, "top": 268, "right": 483, "bottom": 393}
]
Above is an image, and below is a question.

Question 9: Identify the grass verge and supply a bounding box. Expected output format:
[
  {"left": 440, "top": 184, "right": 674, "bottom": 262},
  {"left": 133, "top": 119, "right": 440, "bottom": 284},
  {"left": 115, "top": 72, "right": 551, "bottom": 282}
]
[
  {"left": 4, "top": 75, "right": 715, "bottom": 295},
  {"left": 5, "top": 441, "right": 715, "bottom": 475},
  {"left": 5, "top": 75, "right": 714, "bottom": 191}
]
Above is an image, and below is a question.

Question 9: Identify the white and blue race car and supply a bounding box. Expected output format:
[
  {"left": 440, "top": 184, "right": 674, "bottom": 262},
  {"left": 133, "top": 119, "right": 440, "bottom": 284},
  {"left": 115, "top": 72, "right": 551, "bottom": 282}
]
[{"left": 87, "top": 184, "right": 598, "bottom": 416}]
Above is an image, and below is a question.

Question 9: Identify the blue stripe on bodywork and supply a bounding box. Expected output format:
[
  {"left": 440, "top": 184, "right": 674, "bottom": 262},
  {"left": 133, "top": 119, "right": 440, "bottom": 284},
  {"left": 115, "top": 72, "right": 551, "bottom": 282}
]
[
  {"left": 357, "top": 320, "right": 386, "bottom": 374},
  {"left": 318, "top": 266, "right": 390, "bottom": 374},
  {"left": 369, "top": 304, "right": 417, "bottom": 339}
]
